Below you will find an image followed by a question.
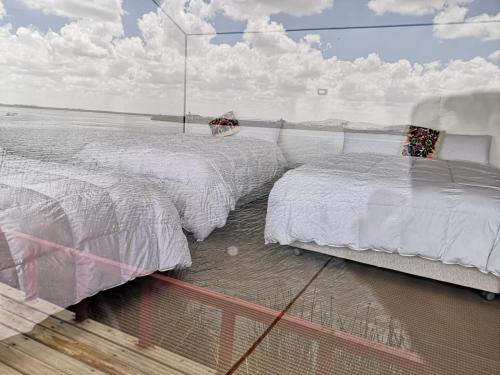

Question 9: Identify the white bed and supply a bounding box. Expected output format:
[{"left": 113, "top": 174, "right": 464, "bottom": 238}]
[
  {"left": 0, "top": 154, "right": 191, "bottom": 310},
  {"left": 265, "top": 153, "right": 500, "bottom": 297},
  {"left": 73, "top": 134, "right": 287, "bottom": 240}
]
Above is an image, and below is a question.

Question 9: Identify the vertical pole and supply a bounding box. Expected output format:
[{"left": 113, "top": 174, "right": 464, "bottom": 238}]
[
  {"left": 316, "top": 341, "right": 333, "bottom": 374},
  {"left": 217, "top": 310, "right": 236, "bottom": 374},
  {"left": 138, "top": 277, "right": 154, "bottom": 348},
  {"left": 183, "top": 34, "right": 188, "bottom": 133},
  {"left": 24, "top": 247, "right": 39, "bottom": 301}
]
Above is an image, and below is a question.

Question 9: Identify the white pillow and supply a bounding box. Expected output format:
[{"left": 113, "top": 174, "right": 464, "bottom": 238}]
[
  {"left": 343, "top": 132, "right": 404, "bottom": 155},
  {"left": 439, "top": 134, "right": 491, "bottom": 165},
  {"left": 185, "top": 122, "right": 281, "bottom": 143},
  {"left": 234, "top": 126, "right": 281, "bottom": 144}
]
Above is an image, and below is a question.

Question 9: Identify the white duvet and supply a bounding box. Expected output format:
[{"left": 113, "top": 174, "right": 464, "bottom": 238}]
[
  {"left": 73, "top": 134, "right": 287, "bottom": 240},
  {"left": 265, "top": 154, "right": 500, "bottom": 276},
  {"left": 0, "top": 155, "right": 191, "bottom": 309}
]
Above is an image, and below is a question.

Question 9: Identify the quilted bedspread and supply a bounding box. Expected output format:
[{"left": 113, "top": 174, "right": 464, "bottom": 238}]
[
  {"left": 265, "top": 154, "right": 500, "bottom": 276},
  {"left": 73, "top": 134, "right": 287, "bottom": 239},
  {"left": 0, "top": 155, "right": 191, "bottom": 308}
]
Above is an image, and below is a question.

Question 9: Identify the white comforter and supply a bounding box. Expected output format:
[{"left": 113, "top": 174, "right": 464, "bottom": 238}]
[
  {"left": 0, "top": 155, "right": 191, "bottom": 308},
  {"left": 265, "top": 154, "right": 500, "bottom": 276},
  {"left": 73, "top": 134, "right": 287, "bottom": 239}
]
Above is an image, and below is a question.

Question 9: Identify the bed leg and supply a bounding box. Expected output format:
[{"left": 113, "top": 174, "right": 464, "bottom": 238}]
[
  {"left": 293, "top": 248, "right": 304, "bottom": 256},
  {"left": 74, "top": 299, "right": 89, "bottom": 322},
  {"left": 480, "top": 291, "right": 496, "bottom": 301}
]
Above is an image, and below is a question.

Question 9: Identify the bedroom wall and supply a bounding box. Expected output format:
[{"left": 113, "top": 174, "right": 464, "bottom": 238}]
[
  {"left": 278, "top": 129, "right": 344, "bottom": 167},
  {"left": 273, "top": 91, "right": 500, "bottom": 169},
  {"left": 186, "top": 121, "right": 346, "bottom": 167},
  {"left": 411, "top": 91, "right": 500, "bottom": 169}
]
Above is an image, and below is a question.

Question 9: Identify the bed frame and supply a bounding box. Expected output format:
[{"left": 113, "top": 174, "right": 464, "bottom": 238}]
[{"left": 291, "top": 242, "right": 499, "bottom": 300}]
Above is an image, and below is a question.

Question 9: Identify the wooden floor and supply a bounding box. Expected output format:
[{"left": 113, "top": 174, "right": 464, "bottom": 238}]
[{"left": 0, "top": 284, "right": 214, "bottom": 375}]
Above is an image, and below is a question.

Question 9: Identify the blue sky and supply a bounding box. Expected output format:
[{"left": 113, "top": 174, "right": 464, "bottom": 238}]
[
  {"left": 1, "top": 0, "right": 158, "bottom": 35},
  {"left": 1, "top": 0, "right": 67, "bottom": 30},
  {"left": 1, "top": 0, "right": 498, "bottom": 65},
  {"left": 209, "top": 0, "right": 500, "bottom": 63}
]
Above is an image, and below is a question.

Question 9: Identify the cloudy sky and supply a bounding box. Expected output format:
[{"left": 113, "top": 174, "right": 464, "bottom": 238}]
[{"left": 0, "top": 0, "right": 499, "bottom": 123}]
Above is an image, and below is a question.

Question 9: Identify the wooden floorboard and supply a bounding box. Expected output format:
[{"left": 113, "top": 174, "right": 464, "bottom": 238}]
[
  {"left": 0, "top": 283, "right": 215, "bottom": 375},
  {"left": 53, "top": 310, "right": 215, "bottom": 375},
  {"left": 6, "top": 333, "right": 107, "bottom": 375},
  {"left": 0, "top": 360, "right": 24, "bottom": 375},
  {"left": 0, "top": 339, "right": 69, "bottom": 375}
]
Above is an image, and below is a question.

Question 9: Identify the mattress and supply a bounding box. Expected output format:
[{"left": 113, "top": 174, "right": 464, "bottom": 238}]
[
  {"left": 0, "top": 155, "right": 191, "bottom": 308},
  {"left": 73, "top": 134, "right": 287, "bottom": 239},
  {"left": 265, "top": 154, "right": 500, "bottom": 276}
]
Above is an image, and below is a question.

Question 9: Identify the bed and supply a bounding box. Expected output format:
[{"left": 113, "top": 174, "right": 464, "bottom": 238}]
[
  {"left": 0, "top": 154, "right": 191, "bottom": 313},
  {"left": 265, "top": 153, "right": 500, "bottom": 298},
  {"left": 72, "top": 134, "right": 287, "bottom": 240}
]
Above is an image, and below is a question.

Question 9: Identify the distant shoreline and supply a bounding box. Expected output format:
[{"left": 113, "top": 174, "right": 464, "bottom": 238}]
[
  {"left": 0, "top": 103, "right": 398, "bottom": 132},
  {"left": 0, "top": 103, "right": 155, "bottom": 117}
]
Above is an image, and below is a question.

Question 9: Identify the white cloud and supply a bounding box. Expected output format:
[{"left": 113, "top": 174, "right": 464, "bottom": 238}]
[
  {"left": 433, "top": 6, "right": 500, "bottom": 40},
  {"left": 0, "top": 1, "right": 498, "bottom": 124},
  {"left": 182, "top": 15, "right": 500, "bottom": 123},
  {"left": 52, "top": 19, "right": 124, "bottom": 57},
  {"left": 367, "top": 0, "right": 471, "bottom": 16},
  {"left": 489, "top": 50, "right": 500, "bottom": 62},
  {"left": 152, "top": 0, "right": 216, "bottom": 38},
  {"left": 213, "top": 0, "right": 334, "bottom": 21},
  {"left": 0, "top": 0, "right": 5, "bottom": 20},
  {"left": 303, "top": 34, "right": 322, "bottom": 46},
  {"left": 367, "top": 1, "right": 500, "bottom": 41},
  {"left": 20, "top": 0, "right": 124, "bottom": 22}
]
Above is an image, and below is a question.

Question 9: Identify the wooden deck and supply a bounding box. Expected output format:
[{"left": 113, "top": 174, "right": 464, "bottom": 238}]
[{"left": 0, "top": 284, "right": 214, "bottom": 375}]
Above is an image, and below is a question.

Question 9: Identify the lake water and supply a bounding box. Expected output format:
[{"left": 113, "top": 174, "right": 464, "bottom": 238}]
[
  {"left": 0, "top": 106, "right": 185, "bottom": 161},
  {"left": 0, "top": 105, "right": 345, "bottom": 165},
  {"left": 0, "top": 106, "right": 183, "bottom": 134}
]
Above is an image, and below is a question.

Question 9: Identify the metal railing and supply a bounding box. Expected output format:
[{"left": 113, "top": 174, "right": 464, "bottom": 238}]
[{"left": 7, "top": 229, "right": 432, "bottom": 374}]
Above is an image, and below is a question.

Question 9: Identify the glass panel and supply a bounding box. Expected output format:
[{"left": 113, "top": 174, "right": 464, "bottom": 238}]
[
  {"left": 87, "top": 199, "right": 328, "bottom": 373},
  {"left": 248, "top": 256, "right": 500, "bottom": 375},
  {"left": 0, "top": 1, "right": 499, "bottom": 374}
]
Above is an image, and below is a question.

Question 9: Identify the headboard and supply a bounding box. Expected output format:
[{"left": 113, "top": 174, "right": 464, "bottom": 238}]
[{"left": 411, "top": 91, "right": 500, "bottom": 169}]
